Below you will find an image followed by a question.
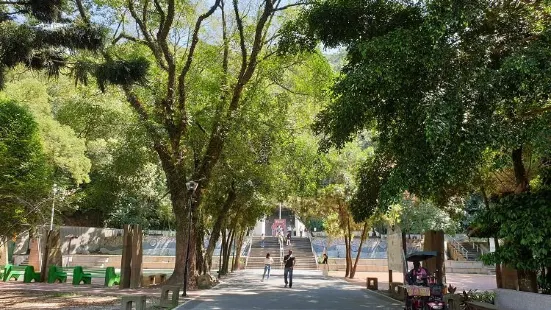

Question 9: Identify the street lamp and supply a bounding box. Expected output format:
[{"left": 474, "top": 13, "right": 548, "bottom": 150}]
[
  {"left": 183, "top": 180, "right": 198, "bottom": 297},
  {"left": 50, "top": 184, "right": 58, "bottom": 231}
]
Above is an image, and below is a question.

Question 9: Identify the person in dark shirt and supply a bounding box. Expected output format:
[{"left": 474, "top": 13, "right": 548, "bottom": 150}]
[{"left": 283, "top": 250, "right": 295, "bottom": 288}]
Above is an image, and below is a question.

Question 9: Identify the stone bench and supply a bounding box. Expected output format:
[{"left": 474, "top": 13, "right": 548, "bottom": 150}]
[
  {"left": 389, "top": 282, "right": 405, "bottom": 301},
  {"left": 141, "top": 273, "right": 167, "bottom": 287},
  {"left": 159, "top": 285, "right": 181, "bottom": 308},
  {"left": 444, "top": 293, "right": 462, "bottom": 310},
  {"left": 121, "top": 295, "right": 146, "bottom": 310},
  {"left": 366, "top": 277, "right": 378, "bottom": 290}
]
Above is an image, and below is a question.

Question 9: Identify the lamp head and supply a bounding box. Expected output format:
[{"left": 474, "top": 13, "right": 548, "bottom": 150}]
[{"left": 186, "top": 181, "right": 198, "bottom": 191}]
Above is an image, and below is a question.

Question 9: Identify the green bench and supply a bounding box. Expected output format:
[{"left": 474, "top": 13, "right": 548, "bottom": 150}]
[
  {"left": 2, "top": 264, "right": 41, "bottom": 282},
  {"left": 73, "top": 266, "right": 120, "bottom": 287},
  {"left": 47, "top": 265, "right": 72, "bottom": 283}
]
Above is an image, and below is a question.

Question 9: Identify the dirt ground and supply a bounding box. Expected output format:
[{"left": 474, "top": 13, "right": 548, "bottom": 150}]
[
  {"left": 0, "top": 291, "right": 166, "bottom": 309},
  {"left": 0, "top": 291, "right": 120, "bottom": 310}
]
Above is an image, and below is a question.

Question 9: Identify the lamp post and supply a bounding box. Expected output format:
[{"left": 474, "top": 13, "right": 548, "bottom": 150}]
[
  {"left": 183, "top": 180, "right": 198, "bottom": 297},
  {"left": 50, "top": 184, "right": 57, "bottom": 231}
]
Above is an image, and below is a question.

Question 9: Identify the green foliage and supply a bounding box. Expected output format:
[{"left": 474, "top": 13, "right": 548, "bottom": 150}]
[
  {"left": 3, "top": 75, "right": 91, "bottom": 185},
  {"left": 94, "top": 57, "right": 149, "bottom": 92},
  {"left": 350, "top": 153, "right": 392, "bottom": 221},
  {"left": 0, "top": 98, "right": 52, "bottom": 237},
  {"left": 461, "top": 290, "right": 496, "bottom": 305},
  {"left": 27, "top": 0, "right": 64, "bottom": 22},
  {"left": 390, "top": 198, "right": 459, "bottom": 235},
  {"left": 478, "top": 189, "right": 551, "bottom": 272},
  {"left": 0, "top": 1, "right": 107, "bottom": 88},
  {"left": 284, "top": 0, "right": 551, "bottom": 218}
]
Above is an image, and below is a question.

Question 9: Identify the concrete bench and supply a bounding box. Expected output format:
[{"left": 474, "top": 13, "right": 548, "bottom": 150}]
[
  {"left": 389, "top": 282, "right": 405, "bottom": 301},
  {"left": 3, "top": 265, "right": 40, "bottom": 282},
  {"left": 159, "top": 285, "right": 181, "bottom": 308},
  {"left": 121, "top": 295, "right": 146, "bottom": 310},
  {"left": 72, "top": 266, "right": 120, "bottom": 286},
  {"left": 48, "top": 265, "right": 72, "bottom": 283},
  {"left": 366, "top": 277, "right": 378, "bottom": 290},
  {"left": 141, "top": 273, "right": 167, "bottom": 287}
]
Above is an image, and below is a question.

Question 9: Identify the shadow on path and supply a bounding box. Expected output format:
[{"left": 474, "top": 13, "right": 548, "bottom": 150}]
[{"left": 178, "top": 270, "right": 403, "bottom": 310}]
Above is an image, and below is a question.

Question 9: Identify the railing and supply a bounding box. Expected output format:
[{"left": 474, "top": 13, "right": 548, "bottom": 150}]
[
  {"left": 244, "top": 232, "right": 253, "bottom": 269},
  {"left": 448, "top": 236, "right": 474, "bottom": 260},
  {"left": 307, "top": 231, "right": 319, "bottom": 270},
  {"left": 277, "top": 234, "right": 284, "bottom": 266}
]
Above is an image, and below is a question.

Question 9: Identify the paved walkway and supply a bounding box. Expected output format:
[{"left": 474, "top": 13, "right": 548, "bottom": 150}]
[
  {"left": 336, "top": 271, "right": 497, "bottom": 292},
  {"left": 177, "top": 269, "right": 403, "bottom": 310}
]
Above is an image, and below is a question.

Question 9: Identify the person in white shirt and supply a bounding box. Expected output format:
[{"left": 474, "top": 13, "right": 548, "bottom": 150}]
[
  {"left": 261, "top": 233, "right": 265, "bottom": 248},
  {"left": 261, "top": 253, "right": 274, "bottom": 281}
]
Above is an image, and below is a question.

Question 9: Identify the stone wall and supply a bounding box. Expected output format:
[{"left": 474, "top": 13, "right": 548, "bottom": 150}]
[
  {"left": 326, "top": 258, "right": 388, "bottom": 272},
  {"left": 496, "top": 289, "right": 551, "bottom": 310},
  {"left": 324, "top": 258, "right": 490, "bottom": 274},
  {"left": 63, "top": 254, "right": 222, "bottom": 270}
]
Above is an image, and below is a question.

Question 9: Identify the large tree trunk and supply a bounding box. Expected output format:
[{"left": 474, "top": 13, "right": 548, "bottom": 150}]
[
  {"left": 232, "top": 229, "right": 246, "bottom": 271},
  {"left": 205, "top": 188, "right": 236, "bottom": 272},
  {"left": 220, "top": 229, "right": 227, "bottom": 276},
  {"left": 164, "top": 178, "right": 191, "bottom": 284},
  {"left": 350, "top": 222, "right": 369, "bottom": 279},
  {"left": 222, "top": 229, "right": 234, "bottom": 274},
  {"left": 195, "top": 210, "right": 205, "bottom": 275},
  {"left": 344, "top": 217, "right": 352, "bottom": 278},
  {"left": 512, "top": 147, "right": 529, "bottom": 194}
]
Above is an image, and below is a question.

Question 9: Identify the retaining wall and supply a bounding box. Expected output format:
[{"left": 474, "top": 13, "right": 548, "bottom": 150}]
[
  {"left": 496, "top": 288, "right": 551, "bottom": 310},
  {"left": 324, "top": 258, "right": 490, "bottom": 274}
]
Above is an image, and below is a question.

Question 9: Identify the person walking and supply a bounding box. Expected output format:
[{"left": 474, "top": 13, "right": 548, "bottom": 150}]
[
  {"left": 261, "top": 253, "right": 274, "bottom": 281},
  {"left": 283, "top": 250, "right": 295, "bottom": 288},
  {"left": 261, "top": 233, "right": 265, "bottom": 248},
  {"left": 286, "top": 232, "right": 291, "bottom": 245},
  {"left": 322, "top": 253, "right": 328, "bottom": 276}
]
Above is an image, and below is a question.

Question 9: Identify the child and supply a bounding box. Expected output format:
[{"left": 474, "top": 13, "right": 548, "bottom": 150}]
[{"left": 262, "top": 253, "right": 274, "bottom": 281}]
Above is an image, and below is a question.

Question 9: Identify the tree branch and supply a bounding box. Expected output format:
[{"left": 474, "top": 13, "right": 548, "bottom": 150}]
[
  {"left": 521, "top": 105, "right": 551, "bottom": 119},
  {"left": 75, "top": 0, "right": 90, "bottom": 23},
  {"left": 273, "top": 2, "right": 305, "bottom": 12},
  {"left": 127, "top": 0, "right": 168, "bottom": 71},
  {"left": 233, "top": 0, "right": 247, "bottom": 80},
  {"left": 176, "top": 0, "right": 222, "bottom": 114}
]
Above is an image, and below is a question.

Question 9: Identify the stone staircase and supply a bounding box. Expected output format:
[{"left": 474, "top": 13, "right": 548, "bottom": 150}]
[
  {"left": 459, "top": 242, "right": 482, "bottom": 261},
  {"left": 246, "top": 237, "right": 318, "bottom": 270}
]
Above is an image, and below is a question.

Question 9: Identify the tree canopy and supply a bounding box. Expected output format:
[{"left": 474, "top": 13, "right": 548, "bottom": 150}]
[{"left": 282, "top": 0, "right": 551, "bottom": 213}]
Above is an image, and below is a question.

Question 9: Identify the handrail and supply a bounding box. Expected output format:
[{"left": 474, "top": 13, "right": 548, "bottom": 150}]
[
  {"left": 307, "top": 231, "right": 319, "bottom": 269},
  {"left": 278, "top": 234, "right": 284, "bottom": 264},
  {"left": 449, "top": 236, "right": 472, "bottom": 260},
  {"left": 244, "top": 231, "right": 253, "bottom": 269}
]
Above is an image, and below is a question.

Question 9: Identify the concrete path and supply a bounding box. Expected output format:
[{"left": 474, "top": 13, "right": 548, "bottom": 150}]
[
  {"left": 177, "top": 269, "right": 403, "bottom": 310},
  {"left": 337, "top": 271, "right": 497, "bottom": 292}
]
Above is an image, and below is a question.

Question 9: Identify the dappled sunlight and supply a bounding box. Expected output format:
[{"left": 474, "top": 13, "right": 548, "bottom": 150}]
[{"left": 176, "top": 270, "right": 403, "bottom": 310}]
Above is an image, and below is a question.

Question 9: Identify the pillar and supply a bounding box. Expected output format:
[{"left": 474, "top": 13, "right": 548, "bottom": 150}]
[{"left": 423, "top": 230, "right": 445, "bottom": 284}]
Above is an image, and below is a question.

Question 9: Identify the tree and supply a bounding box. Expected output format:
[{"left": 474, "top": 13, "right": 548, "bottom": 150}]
[
  {"left": 200, "top": 51, "right": 333, "bottom": 274},
  {"left": 0, "top": 0, "right": 105, "bottom": 88},
  {"left": 3, "top": 75, "right": 91, "bottom": 186},
  {"left": 283, "top": 0, "right": 551, "bottom": 291},
  {"left": 284, "top": 0, "right": 551, "bottom": 205},
  {"left": 0, "top": 98, "right": 52, "bottom": 238},
  {"left": 62, "top": 0, "right": 312, "bottom": 283}
]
